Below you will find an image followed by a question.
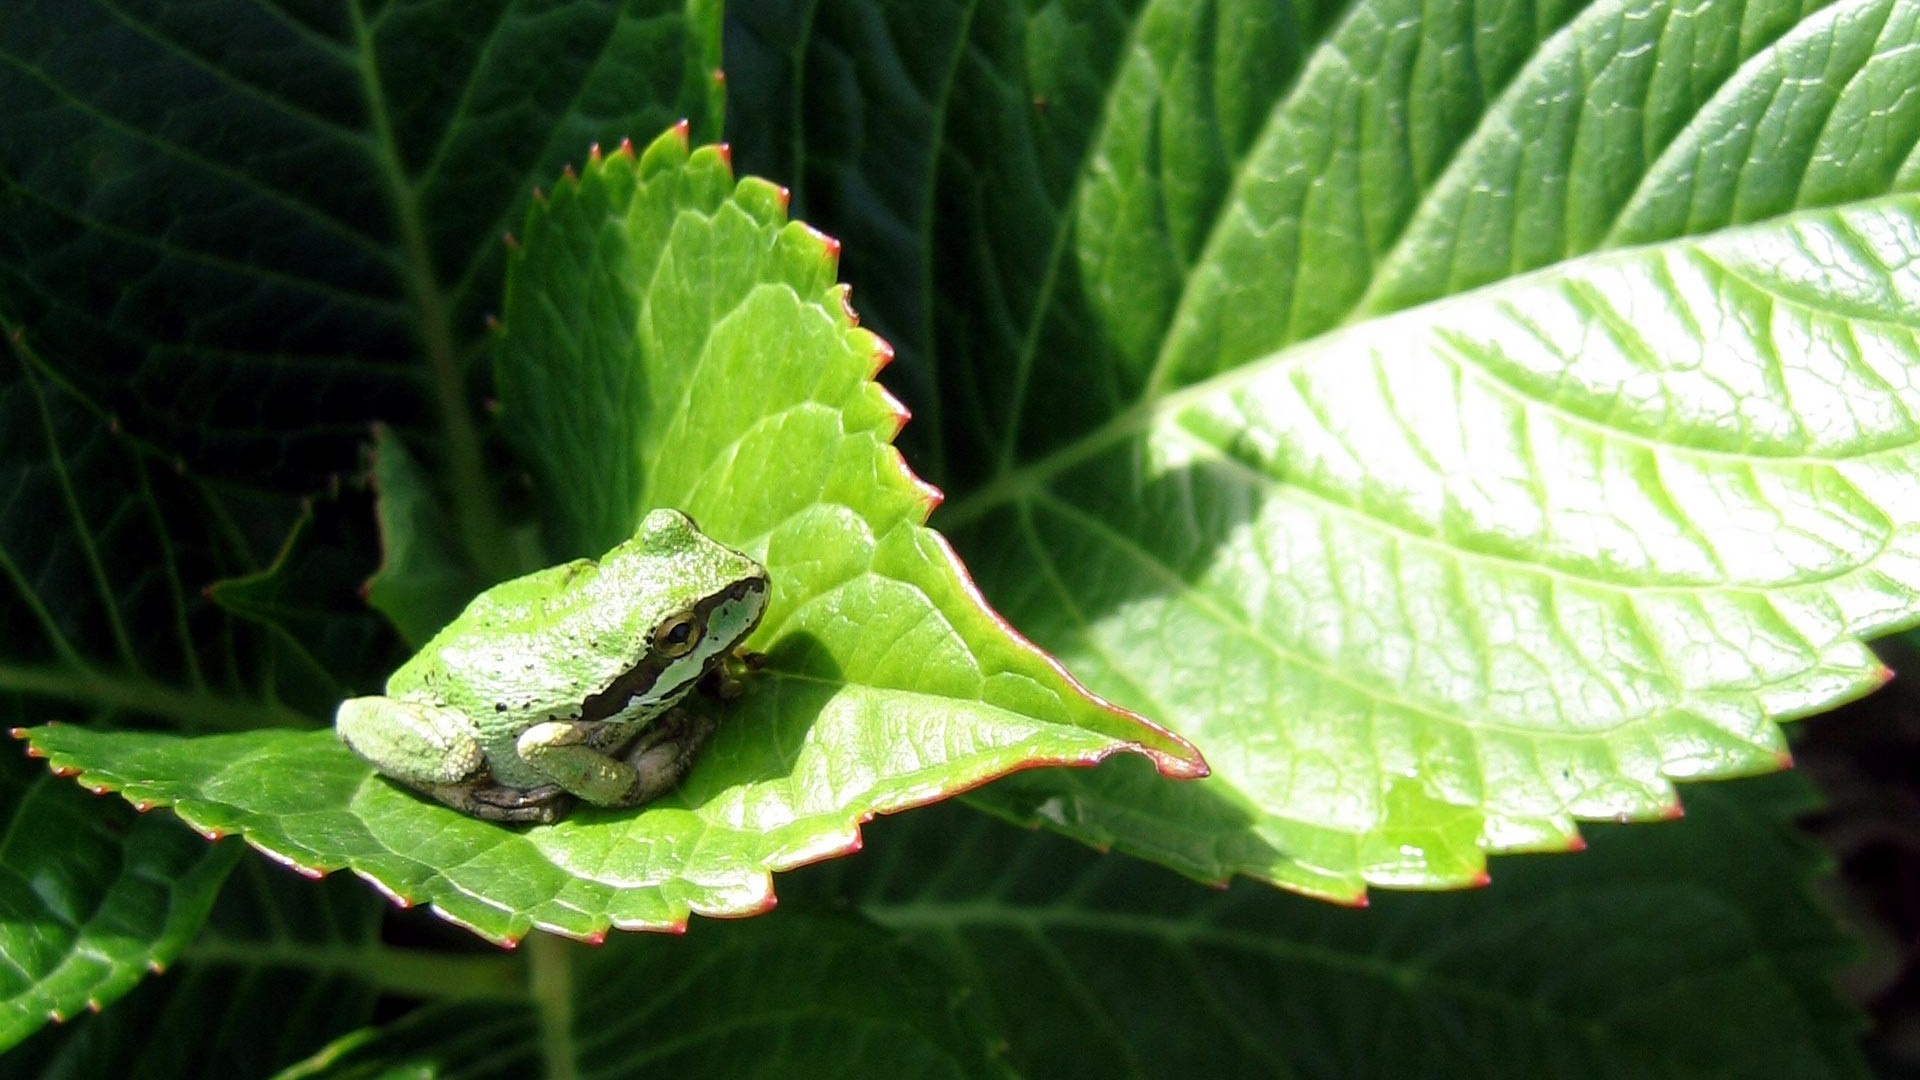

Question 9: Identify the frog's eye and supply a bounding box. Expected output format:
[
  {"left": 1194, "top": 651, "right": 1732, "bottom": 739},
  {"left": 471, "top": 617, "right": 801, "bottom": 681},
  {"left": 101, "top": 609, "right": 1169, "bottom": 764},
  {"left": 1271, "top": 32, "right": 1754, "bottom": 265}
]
[{"left": 653, "top": 612, "right": 703, "bottom": 659}]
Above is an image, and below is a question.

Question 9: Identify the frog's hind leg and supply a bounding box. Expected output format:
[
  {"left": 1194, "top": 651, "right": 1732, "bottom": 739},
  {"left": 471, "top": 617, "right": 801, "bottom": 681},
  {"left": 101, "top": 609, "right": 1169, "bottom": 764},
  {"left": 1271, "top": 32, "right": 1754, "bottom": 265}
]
[
  {"left": 337, "top": 697, "right": 570, "bottom": 823},
  {"left": 337, "top": 697, "right": 486, "bottom": 786}
]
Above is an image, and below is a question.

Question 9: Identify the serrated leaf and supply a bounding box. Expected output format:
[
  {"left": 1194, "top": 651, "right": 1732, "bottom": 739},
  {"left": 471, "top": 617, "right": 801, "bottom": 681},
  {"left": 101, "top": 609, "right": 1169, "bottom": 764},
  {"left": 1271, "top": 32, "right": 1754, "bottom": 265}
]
[
  {"left": 7, "top": 862, "right": 428, "bottom": 1078},
  {"left": 793, "top": 773, "right": 1868, "bottom": 1079},
  {"left": 272, "top": 918, "right": 1009, "bottom": 1080},
  {"left": 359, "top": 427, "right": 488, "bottom": 649},
  {"left": 0, "top": 751, "right": 238, "bottom": 1051},
  {"left": 731, "top": 0, "right": 1920, "bottom": 895},
  {"left": 12, "top": 128, "right": 1205, "bottom": 945}
]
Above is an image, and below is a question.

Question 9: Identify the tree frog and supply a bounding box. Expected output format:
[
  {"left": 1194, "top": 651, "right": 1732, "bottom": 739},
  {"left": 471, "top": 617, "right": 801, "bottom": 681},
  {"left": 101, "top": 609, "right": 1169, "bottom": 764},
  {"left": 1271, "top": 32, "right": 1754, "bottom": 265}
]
[{"left": 336, "top": 509, "right": 769, "bottom": 823}]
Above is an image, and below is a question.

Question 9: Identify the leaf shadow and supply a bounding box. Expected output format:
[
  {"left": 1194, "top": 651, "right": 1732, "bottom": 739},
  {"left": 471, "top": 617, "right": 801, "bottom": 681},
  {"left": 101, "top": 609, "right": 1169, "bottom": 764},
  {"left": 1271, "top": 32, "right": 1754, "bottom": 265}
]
[{"left": 950, "top": 451, "right": 1319, "bottom": 888}]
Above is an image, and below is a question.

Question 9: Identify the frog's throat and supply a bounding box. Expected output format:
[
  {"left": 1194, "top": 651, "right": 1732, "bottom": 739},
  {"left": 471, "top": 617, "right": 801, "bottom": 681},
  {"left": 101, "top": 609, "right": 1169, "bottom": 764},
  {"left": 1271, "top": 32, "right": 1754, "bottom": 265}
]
[{"left": 576, "top": 577, "right": 768, "bottom": 726}]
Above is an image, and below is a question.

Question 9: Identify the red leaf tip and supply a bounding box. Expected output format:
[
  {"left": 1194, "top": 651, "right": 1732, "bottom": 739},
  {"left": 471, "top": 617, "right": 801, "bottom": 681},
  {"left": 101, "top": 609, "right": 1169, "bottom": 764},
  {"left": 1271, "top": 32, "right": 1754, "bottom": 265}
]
[
  {"left": 1564, "top": 832, "right": 1588, "bottom": 852},
  {"left": 715, "top": 142, "right": 732, "bottom": 167},
  {"left": 588, "top": 143, "right": 603, "bottom": 162},
  {"left": 711, "top": 67, "right": 726, "bottom": 85},
  {"left": 617, "top": 137, "right": 636, "bottom": 157}
]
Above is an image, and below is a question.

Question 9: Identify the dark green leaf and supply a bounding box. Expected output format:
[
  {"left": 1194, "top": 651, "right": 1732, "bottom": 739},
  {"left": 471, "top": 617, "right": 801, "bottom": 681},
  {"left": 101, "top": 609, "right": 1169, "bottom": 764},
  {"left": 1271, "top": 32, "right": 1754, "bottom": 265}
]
[
  {"left": 359, "top": 426, "right": 489, "bottom": 649},
  {"left": 273, "top": 919, "right": 1009, "bottom": 1080},
  {"left": 0, "top": 750, "right": 238, "bottom": 1051},
  {"left": 5, "top": 862, "right": 451, "bottom": 1079},
  {"left": 792, "top": 772, "right": 1869, "bottom": 1079},
  {"left": 0, "top": 0, "right": 723, "bottom": 495}
]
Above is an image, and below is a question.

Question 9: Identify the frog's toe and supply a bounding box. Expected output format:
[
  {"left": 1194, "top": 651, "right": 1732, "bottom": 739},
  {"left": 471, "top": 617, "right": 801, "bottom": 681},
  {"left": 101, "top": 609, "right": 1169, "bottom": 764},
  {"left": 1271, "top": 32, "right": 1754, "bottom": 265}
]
[{"left": 426, "top": 781, "right": 574, "bottom": 824}]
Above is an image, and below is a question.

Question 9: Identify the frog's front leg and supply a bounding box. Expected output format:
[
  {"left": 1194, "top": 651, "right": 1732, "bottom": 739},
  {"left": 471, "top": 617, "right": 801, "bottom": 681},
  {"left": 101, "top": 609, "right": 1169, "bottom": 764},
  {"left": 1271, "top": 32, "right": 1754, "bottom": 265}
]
[{"left": 517, "top": 709, "right": 717, "bottom": 807}]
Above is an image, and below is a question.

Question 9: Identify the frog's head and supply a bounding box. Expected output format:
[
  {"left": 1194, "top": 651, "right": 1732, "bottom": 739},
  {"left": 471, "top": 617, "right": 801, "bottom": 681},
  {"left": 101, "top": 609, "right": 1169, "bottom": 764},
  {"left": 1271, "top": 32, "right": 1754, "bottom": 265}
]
[{"left": 570, "top": 508, "right": 770, "bottom": 727}]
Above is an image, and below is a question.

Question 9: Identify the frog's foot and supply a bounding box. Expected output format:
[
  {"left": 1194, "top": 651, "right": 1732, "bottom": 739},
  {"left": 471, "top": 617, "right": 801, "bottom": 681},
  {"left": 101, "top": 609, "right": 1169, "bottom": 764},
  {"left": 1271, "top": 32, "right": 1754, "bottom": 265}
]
[
  {"left": 614, "top": 707, "right": 718, "bottom": 806},
  {"left": 701, "top": 649, "right": 765, "bottom": 702},
  {"left": 421, "top": 781, "right": 573, "bottom": 824}
]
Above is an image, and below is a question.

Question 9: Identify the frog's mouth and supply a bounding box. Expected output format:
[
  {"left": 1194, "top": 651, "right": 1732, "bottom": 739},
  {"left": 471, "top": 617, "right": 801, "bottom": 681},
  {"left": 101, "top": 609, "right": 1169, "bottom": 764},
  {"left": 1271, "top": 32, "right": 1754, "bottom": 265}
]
[{"left": 576, "top": 577, "right": 769, "bottom": 726}]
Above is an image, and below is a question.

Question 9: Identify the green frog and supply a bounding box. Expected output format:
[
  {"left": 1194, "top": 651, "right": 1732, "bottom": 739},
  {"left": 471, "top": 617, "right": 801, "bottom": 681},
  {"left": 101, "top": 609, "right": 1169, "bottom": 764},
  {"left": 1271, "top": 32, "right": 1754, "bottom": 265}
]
[{"left": 336, "top": 509, "right": 768, "bottom": 823}]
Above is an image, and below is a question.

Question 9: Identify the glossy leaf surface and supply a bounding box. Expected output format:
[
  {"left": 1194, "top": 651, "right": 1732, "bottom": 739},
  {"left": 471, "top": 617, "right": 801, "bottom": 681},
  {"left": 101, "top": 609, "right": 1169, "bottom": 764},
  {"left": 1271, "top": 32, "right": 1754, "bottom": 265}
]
[
  {"left": 0, "top": 752, "right": 238, "bottom": 1051},
  {"left": 9, "top": 865, "right": 416, "bottom": 1078},
  {"left": 733, "top": 0, "right": 1920, "bottom": 897}
]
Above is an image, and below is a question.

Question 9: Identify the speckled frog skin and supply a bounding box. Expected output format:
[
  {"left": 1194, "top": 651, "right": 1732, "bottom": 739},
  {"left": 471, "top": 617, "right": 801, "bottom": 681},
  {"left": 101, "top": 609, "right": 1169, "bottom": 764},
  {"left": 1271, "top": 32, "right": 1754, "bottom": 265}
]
[{"left": 336, "top": 509, "right": 769, "bottom": 823}]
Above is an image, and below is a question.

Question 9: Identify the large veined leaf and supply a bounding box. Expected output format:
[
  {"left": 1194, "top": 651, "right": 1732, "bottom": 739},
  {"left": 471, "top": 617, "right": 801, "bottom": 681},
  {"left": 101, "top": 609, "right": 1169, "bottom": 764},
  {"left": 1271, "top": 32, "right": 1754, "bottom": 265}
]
[
  {"left": 811, "top": 773, "right": 1869, "bottom": 1080},
  {"left": 270, "top": 917, "right": 1008, "bottom": 1080},
  {"left": 179, "top": 772, "right": 1865, "bottom": 1080},
  {"left": 0, "top": 0, "right": 723, "bottom": 500},
  {"left": 0, "top": 752, "right": 238, "bottom": 1052},
  {"left": 14, "top": 128, "right": 1205, "bottom": 945},
  {"left": 731, "top": 0, "right": 1920, "bottom": 898},
  {"left": 6, "top": 864, "right": 471, "bottom": 1078}
]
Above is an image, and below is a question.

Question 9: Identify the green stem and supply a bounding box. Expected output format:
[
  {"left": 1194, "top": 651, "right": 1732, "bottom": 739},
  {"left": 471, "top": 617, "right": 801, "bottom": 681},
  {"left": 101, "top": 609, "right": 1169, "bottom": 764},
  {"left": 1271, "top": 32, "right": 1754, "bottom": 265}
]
[
  {"left": 347, "top": 0, "right": 514, "bottom": 583},
  {"left": 0, "top": 662, "right": 311, "bottom": 730},
  {"left": 183, "top": 938, "right": 525, "bottom": 1001},
  {"left": 529, "top": 933, "right": 579, "bottom": 1080}
]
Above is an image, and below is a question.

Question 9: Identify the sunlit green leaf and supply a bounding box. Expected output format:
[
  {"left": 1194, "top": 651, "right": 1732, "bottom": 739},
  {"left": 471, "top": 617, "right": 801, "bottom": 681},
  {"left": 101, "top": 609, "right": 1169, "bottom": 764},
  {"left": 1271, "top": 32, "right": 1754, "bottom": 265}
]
[{"left": 733, "top": 0, "right": 1920, "bottom": 896}]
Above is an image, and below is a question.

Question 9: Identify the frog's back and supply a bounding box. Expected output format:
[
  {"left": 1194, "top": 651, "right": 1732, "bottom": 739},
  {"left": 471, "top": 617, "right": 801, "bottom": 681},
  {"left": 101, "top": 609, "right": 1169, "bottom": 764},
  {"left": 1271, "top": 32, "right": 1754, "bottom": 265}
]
[{"left": 385, "top": 557, "right": 647, "bottom": 725}]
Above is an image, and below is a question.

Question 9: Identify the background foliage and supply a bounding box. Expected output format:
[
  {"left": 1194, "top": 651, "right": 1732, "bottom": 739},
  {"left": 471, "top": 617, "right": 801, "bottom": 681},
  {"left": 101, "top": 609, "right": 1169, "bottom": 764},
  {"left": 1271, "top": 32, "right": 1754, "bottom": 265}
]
[{"left": 3, "top": 0, "right": 1916, "bottom": 1076}]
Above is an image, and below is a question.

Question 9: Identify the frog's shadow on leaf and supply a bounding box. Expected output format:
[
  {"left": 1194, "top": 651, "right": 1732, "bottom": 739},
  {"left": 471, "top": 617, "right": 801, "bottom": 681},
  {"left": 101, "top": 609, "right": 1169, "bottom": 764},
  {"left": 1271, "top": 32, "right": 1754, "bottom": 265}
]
[{"left": 944, "top": 451, "right": 1325, "bottom": 884}]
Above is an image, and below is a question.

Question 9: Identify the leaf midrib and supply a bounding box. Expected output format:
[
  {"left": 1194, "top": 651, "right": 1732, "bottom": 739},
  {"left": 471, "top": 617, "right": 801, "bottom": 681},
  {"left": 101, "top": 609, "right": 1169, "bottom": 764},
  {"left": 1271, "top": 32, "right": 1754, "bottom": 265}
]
[
  {"left": 938, "top": 194, "right": 1920, "bottom": 534},
  {"left": 346, "top": 0, "right": 512, "bottom": 583}
]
